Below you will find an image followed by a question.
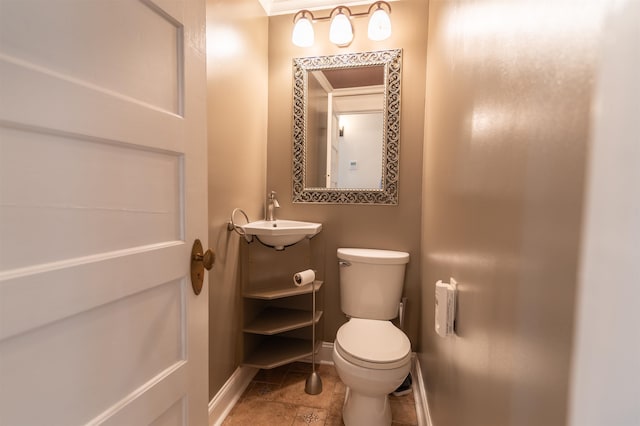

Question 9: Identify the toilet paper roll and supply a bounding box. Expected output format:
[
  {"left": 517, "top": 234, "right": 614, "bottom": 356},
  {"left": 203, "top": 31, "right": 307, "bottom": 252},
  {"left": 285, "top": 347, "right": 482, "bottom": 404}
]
[{"left": 293, "top": 269, "right": 315, "bottom": 287}]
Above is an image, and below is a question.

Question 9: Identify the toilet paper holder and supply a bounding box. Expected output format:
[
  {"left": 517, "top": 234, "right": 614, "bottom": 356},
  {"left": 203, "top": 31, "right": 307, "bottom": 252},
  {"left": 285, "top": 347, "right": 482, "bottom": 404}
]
[{"left": 293, "top": 269, "right": 322, "bottom": 395}]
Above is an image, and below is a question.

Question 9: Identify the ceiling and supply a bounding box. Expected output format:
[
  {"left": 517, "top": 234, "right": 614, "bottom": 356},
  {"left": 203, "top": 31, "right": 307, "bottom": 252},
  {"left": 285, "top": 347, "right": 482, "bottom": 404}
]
[
  {"left": 258, "top": 0, "right": 375, "bottom": 16},
  {"left": 321, "top": 66, "right": 384, "bottom": 89}
]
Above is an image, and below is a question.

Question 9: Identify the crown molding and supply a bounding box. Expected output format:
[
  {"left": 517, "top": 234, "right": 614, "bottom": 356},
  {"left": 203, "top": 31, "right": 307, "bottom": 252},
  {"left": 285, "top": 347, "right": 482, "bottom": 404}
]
[{"left": 258, "top": 0, "right": 377, "bottom": 16}]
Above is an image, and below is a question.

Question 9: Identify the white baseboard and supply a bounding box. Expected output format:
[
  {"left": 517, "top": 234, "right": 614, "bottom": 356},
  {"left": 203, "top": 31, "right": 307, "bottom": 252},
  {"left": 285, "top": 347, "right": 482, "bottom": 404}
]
[
  {"left": 300, "top": 340, "right": 335, "bottom": 364},
  {"left": 413, "top": 357, "right": 432, "bottom": 426},
  {"left": 208, "top": 365, "right": 258, "bottom": 426}
]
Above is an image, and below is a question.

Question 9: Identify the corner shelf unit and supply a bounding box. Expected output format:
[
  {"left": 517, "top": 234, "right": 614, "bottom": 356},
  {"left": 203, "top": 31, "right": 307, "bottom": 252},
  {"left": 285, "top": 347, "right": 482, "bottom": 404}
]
[
  {"left": 242, "top": 281, "right": 323, "bottom": 369},
  {"left": 243, "top": 280, "right": 323, "bottom": 300},
  {"left": 243, "top": 337, "right": 322, "bottom": 370},
  {"left": 244, "top": 306, "right": 323, "bottom": 335}
]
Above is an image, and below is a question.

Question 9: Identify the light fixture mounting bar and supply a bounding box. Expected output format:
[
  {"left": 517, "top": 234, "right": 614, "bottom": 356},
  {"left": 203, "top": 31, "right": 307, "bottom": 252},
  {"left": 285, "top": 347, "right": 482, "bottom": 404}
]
[{"left": 292, "top": 1, "right": 391, "bottom": 23}]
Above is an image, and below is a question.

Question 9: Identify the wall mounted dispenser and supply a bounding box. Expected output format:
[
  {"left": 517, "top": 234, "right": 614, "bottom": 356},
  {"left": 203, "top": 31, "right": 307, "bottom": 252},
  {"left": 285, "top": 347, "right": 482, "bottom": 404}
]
[{"left": 435, "top": 278, "right": 457, "bottom": 337}]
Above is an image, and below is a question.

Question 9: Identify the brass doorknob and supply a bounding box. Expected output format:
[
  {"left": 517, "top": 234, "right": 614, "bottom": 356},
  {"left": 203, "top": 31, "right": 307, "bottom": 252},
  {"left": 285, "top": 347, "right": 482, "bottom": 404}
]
[
  {"left": 190, "top": 239, "right": 215, "bottom": 295},
  {"left": 193, "top": 249, "right": 215, "bottom": 270}
]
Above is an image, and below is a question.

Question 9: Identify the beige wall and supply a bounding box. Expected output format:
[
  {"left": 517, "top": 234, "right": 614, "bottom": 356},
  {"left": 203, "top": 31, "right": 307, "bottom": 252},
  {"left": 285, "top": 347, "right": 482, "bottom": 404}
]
[
  {"left": 421, "top": 1, "right": 606, "bottom": 425},
  {"left": 266, "top": 0, "right": 429, "bottom": 346},
  {"left": 206, "top": 0, "right": 268, "bottom": 399}
]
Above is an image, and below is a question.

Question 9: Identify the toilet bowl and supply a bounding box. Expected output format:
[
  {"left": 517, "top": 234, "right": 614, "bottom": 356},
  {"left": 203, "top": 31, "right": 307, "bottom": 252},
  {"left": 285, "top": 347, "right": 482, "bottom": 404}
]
[
  {"left": 333, "top": 248, "right": 412, "bottom": 426},
  {"left": 333, "top": 318, "right": 411, "bottom": 426}
]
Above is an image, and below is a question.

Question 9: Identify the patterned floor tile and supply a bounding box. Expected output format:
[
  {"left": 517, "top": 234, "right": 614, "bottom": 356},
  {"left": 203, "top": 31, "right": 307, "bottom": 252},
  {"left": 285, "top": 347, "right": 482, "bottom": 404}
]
[{"left": 224, "top": 362, "right": 417, "bottom": 426}]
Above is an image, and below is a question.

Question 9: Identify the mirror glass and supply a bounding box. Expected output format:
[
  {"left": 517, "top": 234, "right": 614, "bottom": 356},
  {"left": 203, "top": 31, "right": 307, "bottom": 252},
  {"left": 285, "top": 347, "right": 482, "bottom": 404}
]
[{"left": 292, "top": 49, "right": 402, "bottom": 204}]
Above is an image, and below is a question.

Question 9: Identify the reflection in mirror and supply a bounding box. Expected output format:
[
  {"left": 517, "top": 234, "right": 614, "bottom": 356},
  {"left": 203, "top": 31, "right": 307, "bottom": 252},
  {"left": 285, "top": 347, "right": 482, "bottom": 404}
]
[
  {"left": 293, "top": 49, "right": 402, "bottom": 204},
  {"left": 307, "top": 67, "right": 384, "bottom": 189}
]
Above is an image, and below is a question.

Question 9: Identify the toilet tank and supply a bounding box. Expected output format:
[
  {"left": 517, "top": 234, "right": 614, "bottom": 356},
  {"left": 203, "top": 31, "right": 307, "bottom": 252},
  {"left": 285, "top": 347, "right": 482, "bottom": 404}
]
[{"left": 337, "top": 248, "right": 410, "bottom": 320}]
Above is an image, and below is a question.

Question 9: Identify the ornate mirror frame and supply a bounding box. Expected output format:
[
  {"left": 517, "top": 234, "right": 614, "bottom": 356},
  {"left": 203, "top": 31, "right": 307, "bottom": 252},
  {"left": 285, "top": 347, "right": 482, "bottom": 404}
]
[{"left": 292, "top": 49, "right": 402, "bottom": 204}]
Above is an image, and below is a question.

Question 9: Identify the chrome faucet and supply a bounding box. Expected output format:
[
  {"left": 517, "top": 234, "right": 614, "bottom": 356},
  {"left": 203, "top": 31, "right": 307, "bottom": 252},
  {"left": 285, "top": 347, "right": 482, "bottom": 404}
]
[{"left": 266, "top": 191, "right": 280, "bottom": 221}]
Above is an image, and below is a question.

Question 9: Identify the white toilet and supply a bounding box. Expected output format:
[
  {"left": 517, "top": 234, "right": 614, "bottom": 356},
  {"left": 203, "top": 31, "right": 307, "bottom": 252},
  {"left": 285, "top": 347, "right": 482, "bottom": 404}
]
[{"left": 333, "top": 248, "right": 412, "bottom": 426}]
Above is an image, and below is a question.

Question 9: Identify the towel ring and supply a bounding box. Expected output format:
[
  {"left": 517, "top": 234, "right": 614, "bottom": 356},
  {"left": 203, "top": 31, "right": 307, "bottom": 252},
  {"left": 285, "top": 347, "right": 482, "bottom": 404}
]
[{"left": 227, "top": 208, "right": 251, "bottom": 241}]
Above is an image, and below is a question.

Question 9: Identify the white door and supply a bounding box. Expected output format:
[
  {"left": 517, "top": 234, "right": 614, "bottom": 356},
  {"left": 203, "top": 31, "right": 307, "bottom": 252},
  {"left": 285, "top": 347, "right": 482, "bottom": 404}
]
[{"left": 0, "top": 0, "right": 209, "bottom": 425}]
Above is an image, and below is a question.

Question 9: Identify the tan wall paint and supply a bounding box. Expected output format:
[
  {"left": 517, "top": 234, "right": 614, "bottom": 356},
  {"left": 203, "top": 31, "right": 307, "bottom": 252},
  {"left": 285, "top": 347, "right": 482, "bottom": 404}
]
[
  {"left": 266, "top": 0, "right": 429, "bottom": 346},
  {"left": 206, "top": 0, "right": 268, "bottom": 399},
  {"left": 421, "top": 1, "right": 606, "bottom": 425}
]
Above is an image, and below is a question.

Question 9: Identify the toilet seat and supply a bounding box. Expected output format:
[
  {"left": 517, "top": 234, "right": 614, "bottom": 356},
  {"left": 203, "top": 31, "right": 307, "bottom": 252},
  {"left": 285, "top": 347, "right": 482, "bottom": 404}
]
[{"left": 335, "top": 318, "right": 411, "bottom": 370}]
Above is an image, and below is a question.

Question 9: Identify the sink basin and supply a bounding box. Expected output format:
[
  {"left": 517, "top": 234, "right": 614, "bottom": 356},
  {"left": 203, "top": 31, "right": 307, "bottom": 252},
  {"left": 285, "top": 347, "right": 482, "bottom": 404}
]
[{"left": 240, "top": 220, "right": 322, "bottom": 250}]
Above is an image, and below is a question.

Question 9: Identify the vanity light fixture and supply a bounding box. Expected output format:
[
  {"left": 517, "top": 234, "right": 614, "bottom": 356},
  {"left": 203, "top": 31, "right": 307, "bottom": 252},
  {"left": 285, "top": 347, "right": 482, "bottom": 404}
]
[
  {"left": 367, "top": 2, "right": 392, "bottom": 41},
  {"left": 292, "top": 10, "right": 315, "bottom": 47},
  {"left": 291, "top": 1, "right": 392, "bottom": 48},
  {"left": 329, "top": 7, "right": 354, "bottom": 46}
]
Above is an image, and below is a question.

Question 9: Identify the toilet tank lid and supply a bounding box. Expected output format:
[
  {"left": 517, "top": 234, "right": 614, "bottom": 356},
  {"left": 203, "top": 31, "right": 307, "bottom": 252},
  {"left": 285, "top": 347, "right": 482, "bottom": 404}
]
[{"left": 337, "top": 248, "right": 410, "bottom": 265}]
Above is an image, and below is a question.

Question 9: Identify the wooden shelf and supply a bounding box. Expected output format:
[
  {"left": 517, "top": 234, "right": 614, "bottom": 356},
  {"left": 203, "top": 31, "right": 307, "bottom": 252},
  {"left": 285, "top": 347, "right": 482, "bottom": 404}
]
[
  {"left": 243, "top": 280, "right": 323, "bottom": 300},
  {"left": 243, "top": 337, "right": 321, "bottom": 369},
  {"left": 244, "top": 308, "right": 323, "bottom": 335}
]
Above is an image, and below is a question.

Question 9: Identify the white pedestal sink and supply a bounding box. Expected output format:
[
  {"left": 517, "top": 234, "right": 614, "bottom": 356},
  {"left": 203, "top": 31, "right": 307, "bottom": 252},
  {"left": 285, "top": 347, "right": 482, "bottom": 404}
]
[{"left": 240, "top": 220, "right": 322, "bottom": 250}]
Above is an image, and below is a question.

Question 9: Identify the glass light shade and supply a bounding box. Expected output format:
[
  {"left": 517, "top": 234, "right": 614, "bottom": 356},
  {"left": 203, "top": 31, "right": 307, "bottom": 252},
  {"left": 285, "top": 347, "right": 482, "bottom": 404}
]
[
  {"left": 368, "top": 8, "right": 391, "bottom": 41},
  {"left": 329, "top": 13, "right": 353, "bottom": 46},
  {"left": 292, "top": 17, "right": 314, "bottom": 47}
]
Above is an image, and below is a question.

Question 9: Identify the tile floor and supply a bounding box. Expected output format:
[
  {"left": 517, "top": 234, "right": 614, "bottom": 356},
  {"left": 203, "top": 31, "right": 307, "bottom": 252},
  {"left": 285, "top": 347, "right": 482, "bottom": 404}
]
[{"left": 222, "top": 362, "right": 418, "bottom": 426}]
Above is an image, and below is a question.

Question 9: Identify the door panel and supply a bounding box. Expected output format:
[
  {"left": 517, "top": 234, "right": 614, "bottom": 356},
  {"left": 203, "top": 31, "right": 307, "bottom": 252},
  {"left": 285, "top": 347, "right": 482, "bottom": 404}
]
[
  {"left": 0, "top": 127, "right": 182, "bottom": 270},
  {"left": 0, "top": 56, "right": 184, "bottom": 156},
  {"left": 1, "top": 279, "right": 185, "bottom": 425},
  {"left": 148, "top": 398, "right": 188, "bottom": 426},
  {"left": 0, "top": 0, "right": 182, "bottom": 113},
  {"left": 0, "top": 0, "right": 208, "bottom": 424},
  {"left": 0, "top": 243, "right": 185, "bottom": 342}
]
